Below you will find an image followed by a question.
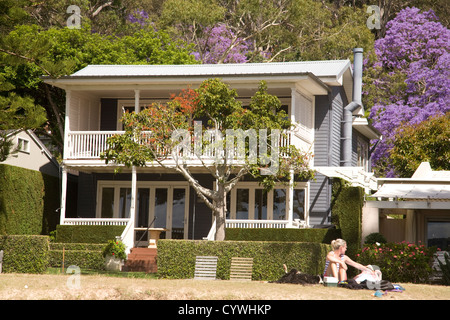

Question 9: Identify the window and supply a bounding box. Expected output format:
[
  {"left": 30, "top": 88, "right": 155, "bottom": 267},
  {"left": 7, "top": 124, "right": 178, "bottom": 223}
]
[
  {"left": 17, "top": 137, "right": 30, "bottom": 153},
  {"left": 172, "top": 188, "right": 187, "bottom": 239},
  {"left": 229, "top": 182, "right": 308, "bottom": 222},
  {"left": 119, "top": 188, "right": 132, "bottom": 218},
  {"left": 293, "top": 189, "right": 305, "bottom": 220},
  {"left": 255, "top": 189, "right": 268, "bottom": 220},
  {"left": 357, "top": 136, "right": 369, "bottom": 171},
  {"left": 101, "top": 188, "right": 114, "bottom": 218},
  {"left": 273, "top": 189, "right": 286, "bottom": 220},
  {"left": 236, "top": 189, "right": 249, "bottom": 219},
  {"left": 427, "top": 220, "right": 450, "bottom": 251}
]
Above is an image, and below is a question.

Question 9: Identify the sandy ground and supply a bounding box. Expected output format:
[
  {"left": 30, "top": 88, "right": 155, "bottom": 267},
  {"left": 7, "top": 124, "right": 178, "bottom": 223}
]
[{"left": 0, "top": 273, "right": 449, "bottom": 300}]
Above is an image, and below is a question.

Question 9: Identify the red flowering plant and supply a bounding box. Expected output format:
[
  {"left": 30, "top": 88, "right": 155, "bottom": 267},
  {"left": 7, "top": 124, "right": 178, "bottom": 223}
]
[
  {"left": 102, "top": 239, "right": 127, "bottom": 261},
  {"left": 356, "top": 241, "right": 437, "bottom": 283}
]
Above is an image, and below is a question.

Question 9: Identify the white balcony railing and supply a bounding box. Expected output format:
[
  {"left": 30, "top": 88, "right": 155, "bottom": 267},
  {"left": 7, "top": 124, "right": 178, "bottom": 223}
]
[
  {"left": 65, "top": 130, "right": 296, "bottom": 161},
  {"left": 226, "top": 219, "right": 290, "bottom": 229},
  {"left": 66, "top": 131, "right": 123, "bottom": 159},
  {"left": 62, "top": 218, "right": 129, "bottom": 226}
]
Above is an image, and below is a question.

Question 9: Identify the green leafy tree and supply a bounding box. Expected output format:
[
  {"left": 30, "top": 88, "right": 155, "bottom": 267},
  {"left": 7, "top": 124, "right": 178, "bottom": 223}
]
[
  {"left": 0, "top": 23, "right": 196, "bottom": 154},
  {"left": 102, "top": 79, "right": 314, "bottom": 240},
  {"left": 389, "top": 113, "right": 450, "bottom": 177}
]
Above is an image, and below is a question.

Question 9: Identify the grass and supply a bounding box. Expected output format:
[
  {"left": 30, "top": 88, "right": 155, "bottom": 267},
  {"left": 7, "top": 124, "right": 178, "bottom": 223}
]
[
  {"left": 46, "top": 267, "right": 158, "bottom": 279},
  {"left": 0, "top": 270, "right": 448, "bottom": 300}
]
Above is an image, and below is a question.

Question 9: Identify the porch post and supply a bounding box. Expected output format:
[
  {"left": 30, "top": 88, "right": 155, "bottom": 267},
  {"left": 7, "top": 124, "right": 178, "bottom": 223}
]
[
  {"left": 287, "top": 170, "right": 294, "bottom": 227},
  {"left": 290, "top": 88, "right": 297, "bottom": 124},
  {"left": 129, "top": 166, "right": 137, "bottom": 244},
  {"left": 405, "top": 209, "right": 416, "bottom": 243},
  {"left": 59, "top": 166, "right": 67, "bottom": 225},
  {"left": 63, "top": 90, "right": 71, "bottom": 160},
  {"left": 134, "top": 89, "right": 140, "bottom": 112}
]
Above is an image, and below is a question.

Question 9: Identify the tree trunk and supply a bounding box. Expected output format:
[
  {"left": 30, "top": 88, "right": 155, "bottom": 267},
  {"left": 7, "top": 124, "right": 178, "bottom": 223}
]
[{"left": 214, "top": 183, "right": 227, "bottom": 241}]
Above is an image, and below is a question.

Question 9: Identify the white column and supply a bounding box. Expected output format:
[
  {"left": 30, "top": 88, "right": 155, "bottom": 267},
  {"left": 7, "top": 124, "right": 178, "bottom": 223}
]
[
  {"left": 361, "top": 204, "right": 379, "bottom": 245},
  {"left": 287, "top": 170, "right": 294, "bottom": 227},
  {"left": 130, "top": 166, "right": 137, "bottom": 227},
  {"left": 59, "top": 166, "right": 67, "bottom": 225},
  {"left": 290, "top": 88, "right": 297, "bottom": 124},
  {"left": 134, "top": 89, "right": 140, "bottom": 112},
  {"left": 123, "top": 166, "right": 138, "bottom": 249},
  {"left": 63, "top": 90, "right": 71, "bottom": 160},
  {"left": 405, "top": 209, "right": 416, "bottom": 243}
]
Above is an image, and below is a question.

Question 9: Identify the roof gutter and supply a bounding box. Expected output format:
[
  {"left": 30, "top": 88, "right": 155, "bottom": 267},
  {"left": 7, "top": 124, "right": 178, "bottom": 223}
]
[{"left": 342, "top": 48, "right": 363, "bottom": 167}]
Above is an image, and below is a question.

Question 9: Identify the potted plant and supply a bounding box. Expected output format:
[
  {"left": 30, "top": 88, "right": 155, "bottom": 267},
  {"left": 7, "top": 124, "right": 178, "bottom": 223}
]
[{"left": 103, "top": 239, "right": 127, "bottom": 272}]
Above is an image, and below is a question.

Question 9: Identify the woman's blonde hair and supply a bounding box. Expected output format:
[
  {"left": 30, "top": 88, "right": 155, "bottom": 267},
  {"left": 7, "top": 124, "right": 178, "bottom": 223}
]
[{"left": 331, "top": 239, "right": 347, "bottom": 250}]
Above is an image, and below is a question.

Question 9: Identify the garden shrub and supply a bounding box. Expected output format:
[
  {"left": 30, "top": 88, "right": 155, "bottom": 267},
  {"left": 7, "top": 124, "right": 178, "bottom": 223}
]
[
  {"left": 364, "top": 232, "right": 387, "bottom": 245},
  {"left": 0, "top": 235, "right": 50, "bottom": 273},
  {"left": 55, "top": 225, "right": 125, "bottom": 243},
  {"left": 331, "top": 178, "right": 364, "bottom": 258},
  {"left": 437, "top": 252, "right": 450, "bottom": 285},
  {"left": 0, "top": 164, "right": 59, "bottom": 235},
  {"left": 157, "top": 239, "right": 330, "bottom": 281},
  {"left": 48, "top": 243, "right": 105, "bottom": 270},
  {"left": 356, "top": 241, "right": 437, "bottom": 283},
  {"left": 226, "top": 228, "right": 341, "bottom": 243}
]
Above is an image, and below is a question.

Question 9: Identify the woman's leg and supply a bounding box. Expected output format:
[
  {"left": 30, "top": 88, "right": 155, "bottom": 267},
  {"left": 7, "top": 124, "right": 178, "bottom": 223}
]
[
  {"left": 338, "top": 266, "right": 347, "bottom": 281},
  {"left": 327, "top": 262, "right": 339, "bottom": 279}
]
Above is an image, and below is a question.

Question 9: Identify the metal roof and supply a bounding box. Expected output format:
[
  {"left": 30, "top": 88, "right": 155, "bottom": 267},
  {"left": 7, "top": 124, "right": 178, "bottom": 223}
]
[
  {"left": 70, "top": 60, "right": 351, "bottom": 79},
  {"left": 372, "top": 183, "right": 450, "bottom": 200}
]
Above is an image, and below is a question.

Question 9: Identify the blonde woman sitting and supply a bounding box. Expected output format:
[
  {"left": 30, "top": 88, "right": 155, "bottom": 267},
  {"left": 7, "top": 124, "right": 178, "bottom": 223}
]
[{"left": 323, "top": 239, "right": 375, "bottom": 283}]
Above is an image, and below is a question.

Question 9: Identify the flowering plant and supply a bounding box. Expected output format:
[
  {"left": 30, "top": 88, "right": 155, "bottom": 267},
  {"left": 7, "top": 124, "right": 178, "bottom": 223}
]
[
  {"left": 102, "top": 239, "right": 127, "bottom": 261},
  {"left": 365, "top": 7, "right": 450, "bottom": 177},
  {"left": 356, "top": 241, "right": 437, "bottom": 283}
]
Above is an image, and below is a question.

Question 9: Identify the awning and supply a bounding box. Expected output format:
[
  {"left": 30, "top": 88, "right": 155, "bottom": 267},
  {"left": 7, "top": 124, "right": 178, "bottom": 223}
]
[
  {"left": 313, "top": 166, "right": 377, "bottom": 190},
  {"left": 372, "top": 183, "right": 450, "bottom": 200}
]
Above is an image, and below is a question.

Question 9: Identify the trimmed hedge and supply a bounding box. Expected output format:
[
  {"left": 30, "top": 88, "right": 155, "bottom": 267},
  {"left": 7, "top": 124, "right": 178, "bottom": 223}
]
[
  {"left": 0, "top": 235, "right": 50, "bottom": 273},
  {"left": 157, "top": 239, "right": 330, "bottom": 281},
  {"left": 0, "top": 164, "right": 60, "bottom": 235},
  {"left": 49, "top": 243, "right": 105, "bottom": 270},
  {"left": 55, "top": 225, "right": 125, "bottom": 243},
  {"left": 226, "top": 228, "right": 341, "bottom": 243},
  {"left": 331, "top": 178, "right": 364, "bottom": 258}
]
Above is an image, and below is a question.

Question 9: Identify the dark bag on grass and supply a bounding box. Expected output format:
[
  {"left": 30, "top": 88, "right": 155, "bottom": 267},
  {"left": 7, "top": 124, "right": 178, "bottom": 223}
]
[{"left": 360, "top": 279, "right": 394, "bottom": 290}]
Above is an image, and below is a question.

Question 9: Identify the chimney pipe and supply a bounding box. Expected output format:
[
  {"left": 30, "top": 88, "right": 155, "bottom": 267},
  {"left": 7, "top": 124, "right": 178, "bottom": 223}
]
[
  {"left": 352, "top": 48, "right": 363, "bottom": 104},
  {"left": 341, "top": 48, "right": 363, "bottom": 167}
]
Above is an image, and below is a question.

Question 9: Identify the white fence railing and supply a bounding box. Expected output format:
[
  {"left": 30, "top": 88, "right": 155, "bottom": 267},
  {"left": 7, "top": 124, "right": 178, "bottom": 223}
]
[
  {"left": 61, "top": 218, "right": 134, "bottom": 253},
  {"left": 226, "top": 219, "right": 290, "bottom": 229},
  {"left": 62, "top": 218, "right": 129, "bottom": 226},
  {"left": 65, "top": 130, "right": 295, "bottom": 160},
  {"left": 204, "top": 218, "right": 307, "bottom": 240}
]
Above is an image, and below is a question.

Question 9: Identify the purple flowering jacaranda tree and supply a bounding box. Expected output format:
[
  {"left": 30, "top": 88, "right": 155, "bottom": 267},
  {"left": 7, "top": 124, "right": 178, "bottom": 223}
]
[
  {"left": 192, "top": 24, "right": 250, "bottom": 64},
  {"left": 367, "top": 7, "right": 450, "bottom": 177}
]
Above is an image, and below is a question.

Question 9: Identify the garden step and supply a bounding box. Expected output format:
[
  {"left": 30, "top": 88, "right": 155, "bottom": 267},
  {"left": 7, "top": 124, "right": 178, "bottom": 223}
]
[{"left": 123, "top": 248, "right": 157, "bottom": 273}]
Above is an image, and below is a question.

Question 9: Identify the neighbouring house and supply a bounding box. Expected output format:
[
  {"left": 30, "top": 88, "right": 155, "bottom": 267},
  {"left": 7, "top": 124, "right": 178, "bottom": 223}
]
[
  {"left": 363, "top": 162, "right": 450, "bottom": 252},
  {"left": 1, "top": 129, "right": 60, "bottom": 177},
  {"left": 43, "top": 48, "right": 380, "bottom": 251},
  {"left": 0, "top": 129, "right": 63, "bottom": 234}
]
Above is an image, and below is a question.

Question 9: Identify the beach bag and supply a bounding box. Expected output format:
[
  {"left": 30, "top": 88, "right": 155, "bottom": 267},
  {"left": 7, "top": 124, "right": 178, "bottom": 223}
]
[{"left": 360, "top": 279, "right": 394, "bottom": 290}]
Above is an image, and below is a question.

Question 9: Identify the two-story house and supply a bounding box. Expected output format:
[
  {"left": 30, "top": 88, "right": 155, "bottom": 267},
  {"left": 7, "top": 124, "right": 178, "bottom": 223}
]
[{"left": 43, "top": 48, "right": 380, "bottom": 251}]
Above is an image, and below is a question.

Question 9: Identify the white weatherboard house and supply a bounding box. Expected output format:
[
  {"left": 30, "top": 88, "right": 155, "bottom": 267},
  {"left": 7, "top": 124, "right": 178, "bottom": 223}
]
[
  {"left": 1, "top": 129, "right": 60, "bottom": 177},
  {"left": 44, "top": 49, "right": 380, "bottom": 251}
]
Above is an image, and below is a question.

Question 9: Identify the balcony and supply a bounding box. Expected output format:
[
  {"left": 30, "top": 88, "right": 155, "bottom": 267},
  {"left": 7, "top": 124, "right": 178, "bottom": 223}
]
[{"left": 65, "top": 130, "right": 303, "bottom": 162}]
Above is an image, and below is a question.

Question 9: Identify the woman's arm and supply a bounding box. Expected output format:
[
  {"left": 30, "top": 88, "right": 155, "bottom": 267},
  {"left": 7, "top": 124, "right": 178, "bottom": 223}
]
[
  {"left": 344, "top": 256, "right": 373, "bottom": 273},
  {"left": 326, "top": 252, "right": 348, "bottom": 270}
]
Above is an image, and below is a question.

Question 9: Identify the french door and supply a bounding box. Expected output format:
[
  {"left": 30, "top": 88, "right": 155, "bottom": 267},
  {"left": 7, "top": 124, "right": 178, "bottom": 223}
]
[{"left": 98, "top": 182, "right": 189, "bottom": 239}]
